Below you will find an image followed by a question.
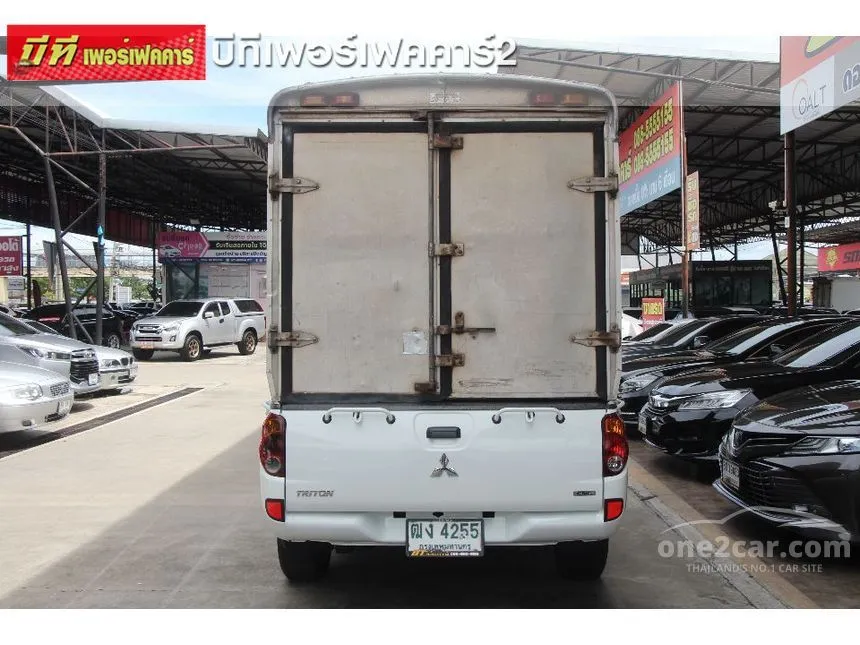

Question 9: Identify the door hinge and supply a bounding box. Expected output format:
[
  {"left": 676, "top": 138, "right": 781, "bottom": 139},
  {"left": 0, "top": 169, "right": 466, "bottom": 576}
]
[
  {"left": 268, "top": 175, "right": 320, "bottom": 195},
  {"left": 436, "top": 311, "right": 496, "bottom": 335},
  {"left": 433, "top": 353, "right": 465, "bottom": 368},
  {"left": 431, "top": 243, "right": 465, "bottom": 257},
  {"left": 431, "top": 134, "right": 464, "bottom": 149},
  {"left": 267, "top": 329, "right": 319, "bottom": 350},
  {"left": 570, "top": 328, "right": 621, "bottom": 352},
  {"left": 567, "top": 175, "right": 618, "bottom": 196}
]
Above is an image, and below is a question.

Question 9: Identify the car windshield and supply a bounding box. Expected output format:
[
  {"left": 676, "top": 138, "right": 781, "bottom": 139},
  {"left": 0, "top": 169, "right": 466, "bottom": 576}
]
[
  {"left": 773, "top": 321, "right": 860, "bottom": 368},
  {"left": 157, "top": 301, "right": 204, "bottom": 317},
  {"left": 0, "top": 313, "right": 39, "bottom": 336},
  {"left": 649, "top": 319, "right": 711, "bottom": 346},
  {"left": 704, "top": 322, "right": 787, "bottom": 356},
  {"left": 629, "top": 322, "right": 672, "bottom": 341}
]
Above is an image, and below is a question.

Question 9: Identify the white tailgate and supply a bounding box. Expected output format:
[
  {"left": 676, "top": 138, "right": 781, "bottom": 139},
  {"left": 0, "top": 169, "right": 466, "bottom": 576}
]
[
  {"left": 449, "top": 131, "right": 599, "bottom": 398},
  {"left": 284, "top": 409, "right": 605, "bottom": 513},
  {"left": 291, "top": 132, "right": 430, "bottom": 394}
]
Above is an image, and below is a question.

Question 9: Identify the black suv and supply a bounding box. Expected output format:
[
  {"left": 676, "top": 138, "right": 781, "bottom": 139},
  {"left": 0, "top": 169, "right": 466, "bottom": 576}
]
[{"left": 24, "top": 304, "right": 127, "bottom": 348}]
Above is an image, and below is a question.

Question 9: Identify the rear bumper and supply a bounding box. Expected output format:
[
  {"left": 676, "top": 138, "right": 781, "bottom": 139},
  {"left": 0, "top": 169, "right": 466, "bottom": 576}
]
[
  {"left": 260, "top": 469, "right": 629, "bottom": 546},
  {"left": 264, "top": 509, "right": 624, "bottom": 546}
]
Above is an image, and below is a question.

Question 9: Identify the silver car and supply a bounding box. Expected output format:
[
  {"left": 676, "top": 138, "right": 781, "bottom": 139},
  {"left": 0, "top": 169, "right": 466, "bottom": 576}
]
[
  {"left": 0, "top": 313, "right": 101, "bottom": 396},
  {"left": 0, "top": 360, "right": 74, "bottom": 433},
  {"left": 18, "top": 319, "right": 138, "bottom": 394},
  {"left": 94, "top": 346, "right": 138, "bottom": 393}
]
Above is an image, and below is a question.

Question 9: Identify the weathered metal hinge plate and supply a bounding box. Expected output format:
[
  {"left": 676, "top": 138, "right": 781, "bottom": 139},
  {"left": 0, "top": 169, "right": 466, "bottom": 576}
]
[
  {"left": 570, "top": 329, "right": 621, "bottom": 352},
  {"left": 431, "top": 134, "right": 464, "bottom": 149},
  {"left": 267, "top": 329, "right": 319, "bottom": 349},
  {"left": 433, "top": 353, "right": 465, "bottom": 368},
  {"left": 268, "top": 176, "right": 319, "bottom": 195},
  {"left": 567, "top": 175, "right": 619, "bottom": 195},
  {"left": 431, "top": 243, "right": 465, "bottom": 257}
]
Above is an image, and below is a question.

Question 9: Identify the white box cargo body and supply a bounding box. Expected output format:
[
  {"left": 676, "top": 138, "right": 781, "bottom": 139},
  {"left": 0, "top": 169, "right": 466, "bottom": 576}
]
[{"left": 259, "top": 74, "right": 629, "bottom": 582}]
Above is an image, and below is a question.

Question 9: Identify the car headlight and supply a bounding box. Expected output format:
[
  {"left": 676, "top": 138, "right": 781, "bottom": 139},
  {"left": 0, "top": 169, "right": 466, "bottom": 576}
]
[
  {"left": 785, "top": 436, "right": 860, "bottom": 456},
  {"left": 620, "top": 373, "right": 659, "bottom": 393},
  {"left": 0, "top": 383, "right": 44, "bottom": 402},
  {"left": 677, "top": 389, "right": 751, "bottom": 410},
  {"left": 162, "top": 323, "right": 180, "bottom": 332},
  {"left": 101, "top": 359, "right": 121, "bottom": 368},
  {"left": 21, "top": 347, "right": 71, "bottom": 361}
]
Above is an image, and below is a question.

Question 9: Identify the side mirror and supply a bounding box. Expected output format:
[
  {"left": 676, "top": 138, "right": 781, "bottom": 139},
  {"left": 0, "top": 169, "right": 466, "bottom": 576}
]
[
  {"left": 691, "top": 335, "right": 710, "bottom": 349},
  {"left": 204, "top": 311, "right": 215, "bottom": 319}
]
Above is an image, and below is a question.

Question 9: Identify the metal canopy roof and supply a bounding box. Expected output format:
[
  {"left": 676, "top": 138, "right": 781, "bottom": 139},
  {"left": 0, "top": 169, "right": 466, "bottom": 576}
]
[
  {"left": 500, "top": 44, "right": 860, "bottom": 250},
  {"left": 0, "top": 77, "right": 267, "bottom": 247}
]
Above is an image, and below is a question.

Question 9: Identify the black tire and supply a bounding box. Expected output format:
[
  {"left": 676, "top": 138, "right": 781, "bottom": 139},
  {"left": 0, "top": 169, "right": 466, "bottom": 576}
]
[
  {"left": 132, "top": 349, "right": 154, "bottom": 360},
  {"left": 237, "top": 329, "right": 257, "bottom": 355},
  {"left": 277, "top": 539, "right": 332, "bottom": 583},
  {"left": 180, "top": 334, "right": 203, "bottom": 362},
  {"left": 104, "top": 332, "right": 122, "bottom": 349},
  {"left": 554, "top": 539, "right": 609, "bottom": 581}
]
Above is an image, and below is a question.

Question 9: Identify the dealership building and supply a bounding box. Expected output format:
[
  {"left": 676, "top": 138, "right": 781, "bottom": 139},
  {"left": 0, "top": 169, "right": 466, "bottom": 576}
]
[{"left": 158, "top": 229, "right": 267, "bottom": 316}]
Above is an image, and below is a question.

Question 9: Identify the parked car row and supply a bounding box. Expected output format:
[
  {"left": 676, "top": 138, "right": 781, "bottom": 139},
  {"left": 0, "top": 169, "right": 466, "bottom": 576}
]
[
  {"left": 0, "top": 312, "right": 137, "bottom": 435},
  {"left": 622, "top": 314, "right": 860, "bottom": 543}
]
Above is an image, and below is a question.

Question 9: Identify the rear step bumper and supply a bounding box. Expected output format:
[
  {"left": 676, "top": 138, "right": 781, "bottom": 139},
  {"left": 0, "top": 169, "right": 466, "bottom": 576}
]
[{"left": 265, "top": 509, "right": 623, "bottom": 546}]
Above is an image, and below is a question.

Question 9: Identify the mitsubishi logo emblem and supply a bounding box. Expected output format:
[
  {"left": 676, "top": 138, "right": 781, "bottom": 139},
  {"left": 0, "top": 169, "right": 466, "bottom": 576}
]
[{"left": 431, "top": 453, "right": 458, "bottom": 478}]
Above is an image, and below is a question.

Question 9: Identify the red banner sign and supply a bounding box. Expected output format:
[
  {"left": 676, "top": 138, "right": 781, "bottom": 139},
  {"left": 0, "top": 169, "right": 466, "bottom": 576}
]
[
  {"left": 617, "top": 83, "right": 683, "bottom": 216},
  {"left": 685, "top": 171, "right": 700, "bottom": 251},
  {"left": 6, "top": 24, "right": 206, "bottom": 82},
  {"left": 0, "top": 236, "right": 24, "bottom": 276},
  {"left": 641, "top": 297, "right": 665, "bottom": 330},
  {"left": 818, "top": 242, "right": 860, "bottom": 272}
]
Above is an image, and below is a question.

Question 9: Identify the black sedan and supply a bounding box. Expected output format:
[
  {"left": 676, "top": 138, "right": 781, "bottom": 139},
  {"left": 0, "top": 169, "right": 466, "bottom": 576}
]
[
  {"left": 637, "top": 318, "right": 860, "bottom": 463},
  {"left": 622, "top": 314, "right": 769, "bottom": 362},
  {"left": 619, "top": 316, "right": 845, "bottom": 431},
  {"left": 714, "top": 379, "right": 860, "bottom": 543}
]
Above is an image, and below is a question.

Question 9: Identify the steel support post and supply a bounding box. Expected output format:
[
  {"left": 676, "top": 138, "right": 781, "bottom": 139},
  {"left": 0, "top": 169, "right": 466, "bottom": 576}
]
[
  {"left": 95, "top": 153, "right": 106, "bottom": 346},
  {"left": 785, "top": 131, "right": 797, "bottom": 316},
  {"left": 44, "top": 157, "right": 76, "bottom": 339}
]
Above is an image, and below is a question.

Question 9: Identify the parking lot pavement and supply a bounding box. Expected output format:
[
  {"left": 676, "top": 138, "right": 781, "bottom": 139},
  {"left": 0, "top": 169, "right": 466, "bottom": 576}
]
[
  {"left": 1, "top": 425, "right": 773, "bottom": 609},
  {"left": 0, "top": 348, "right": 795, "bottom": 609},
  {"left": 629, "top": 438, "right": 860, "bottom": 609}
]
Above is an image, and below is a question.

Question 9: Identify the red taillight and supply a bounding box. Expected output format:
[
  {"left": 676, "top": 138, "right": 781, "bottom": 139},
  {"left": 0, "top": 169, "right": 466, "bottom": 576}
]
[
  {"left": 561, "top": 92, "right": 587, "bottom": 105},
  {"left": 300, "top": 94, "right": 328, "bottom": 107},
  {"left": 40, "top": 317, "right": 61, "bottom": 323},
  {"left": 605, "top": 498, "right": 624, "bottom": 522},
  {"left": 331, "top": 92, "right": 359, "bottom": 107},
  {"left": 265, "top": 498, "right": 285, "bottom": 522},
  {"left": 259, "top": 412, "right": 285, "bottom": 477},
  {"left": 530, "top": 91, "right": 557, "bottom": 106},
  {"left": 602, "top": 413, "right": 628, "bottom": 476}
]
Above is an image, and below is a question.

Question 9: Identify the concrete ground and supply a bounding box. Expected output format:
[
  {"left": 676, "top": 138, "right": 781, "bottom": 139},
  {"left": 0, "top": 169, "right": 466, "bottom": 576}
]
[{"left": 0, "top": 350, "right": 824, "bottom": 608}]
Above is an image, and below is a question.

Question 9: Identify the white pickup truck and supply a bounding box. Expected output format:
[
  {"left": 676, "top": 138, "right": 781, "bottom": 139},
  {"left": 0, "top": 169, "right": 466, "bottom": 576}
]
[
  {"left": 130, "top": 297, "right": 266, "bottom": 361},
  {"left": 259, "top": 74, "right": 628, "bottom": 583}
]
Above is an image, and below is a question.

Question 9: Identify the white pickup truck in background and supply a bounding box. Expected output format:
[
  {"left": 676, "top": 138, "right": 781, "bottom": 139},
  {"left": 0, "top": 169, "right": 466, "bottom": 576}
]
[
  {"left": 130, "top": 297, "right": 266, "bottom": 361},
  {"left": 259, "top": 74, "right": 628, "bottom": 583}
]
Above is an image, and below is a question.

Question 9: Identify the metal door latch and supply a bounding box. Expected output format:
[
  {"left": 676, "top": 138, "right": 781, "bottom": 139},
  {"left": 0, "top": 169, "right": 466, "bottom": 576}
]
[
  {"left": 268, "top": 176, "right": 320, "bottom": 195},
  {"left": 567, "top": 175, "right": 618, "bottom": 196},
  {"left": 431, "top": 243, "right": 465, "bottom": 257},
  {"left": 436, "top": 311, "right": 496, "bottom": 336},
  {"left": 433, "top": 353, "right": 465, "bottom": 368}
]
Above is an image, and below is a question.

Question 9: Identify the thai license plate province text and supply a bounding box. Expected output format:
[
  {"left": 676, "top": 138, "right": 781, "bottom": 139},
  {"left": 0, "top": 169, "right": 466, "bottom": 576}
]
[{"left": 406, "top": 520, "right": 484, "bottom": 557}]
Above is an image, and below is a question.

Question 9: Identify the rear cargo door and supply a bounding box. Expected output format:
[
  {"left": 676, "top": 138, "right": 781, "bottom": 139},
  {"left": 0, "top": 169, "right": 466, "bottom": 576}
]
[
  {"left": 443, "top": 126, "right": 606, "bottom": 399},
  {"left": 287, "top": 128, "right": 431, "bottom": 394}
]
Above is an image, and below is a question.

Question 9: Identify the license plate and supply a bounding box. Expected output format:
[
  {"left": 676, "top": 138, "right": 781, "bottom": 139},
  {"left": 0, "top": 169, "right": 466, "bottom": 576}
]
[
  {"left": 406, "top": 520, "right": 484, "bottom": 557},
  {"left": 721, "top": 459, "right": 741, "bottom": 491},
  {"left": 139, "top": 342, "right": 154, "bottom": 349},
  {"left": 88, "top": 373, "right": 99, "bottom": 386},
  {"left": 638, "top": 412, "right": 648, "bottom": 436},
  {"left": 118, "top": 370, "right": 129, "bottom": 378},
  {"left": 57, "top": 399, "right": 73, "bottom": 416}
]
